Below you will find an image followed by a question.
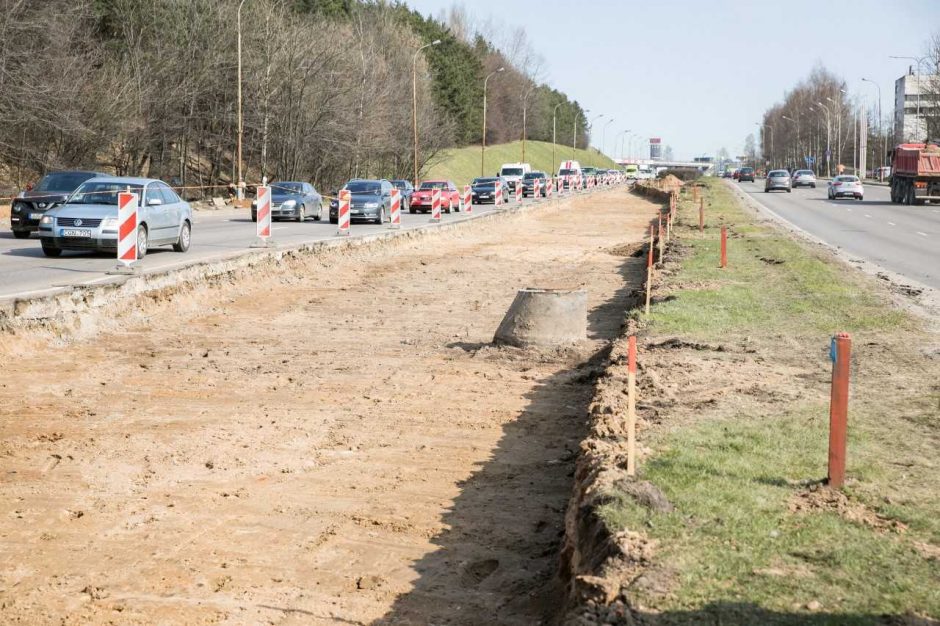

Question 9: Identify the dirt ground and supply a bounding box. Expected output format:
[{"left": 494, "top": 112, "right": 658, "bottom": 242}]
[{"left": 0, "top": 188, "right": 656, "bottom": 625}]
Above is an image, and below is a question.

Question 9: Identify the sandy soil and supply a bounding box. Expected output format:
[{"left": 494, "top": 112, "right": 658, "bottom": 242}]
[{"left": 0, "top": 188, "right": 655, "bottom": 625}]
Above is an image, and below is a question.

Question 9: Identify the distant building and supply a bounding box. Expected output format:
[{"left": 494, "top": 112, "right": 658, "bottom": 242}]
[{"left": 894, "top": 72, "right": 939, "bottom": 143}]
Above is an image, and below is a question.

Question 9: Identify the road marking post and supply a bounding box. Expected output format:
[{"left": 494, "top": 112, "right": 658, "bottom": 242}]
[
  {"left": 336, "top": 189, "right": 351, "bottom": 236},
  {"left": 389, "top": 188, "right": 401, "bottom": 229},
  {"left": 699, "top": 197, "right": 704, "bottom": 233},
  {"left": 720, "top": 226, "right": 728, "bottom": 268},
  {"left": 627, "top": 335, "right": 637, "bottom": 476},
  {"left": 515, "top": 183, "right": 522, "bottom": 204},
  {"left": 250, "top": 185, "right": 275, "bottom": 247},
  {"left": 546, "top": 177, "right": 553, "bottom": 199},
  {"left": 645, "top": 224, "right": 654, "bottom": 315},
  {"left": 533, "top": 178, "right": 541, "bottom": 200},
  {"left": 108, "top": 191, "right": 139, "bottom": 274},
  {"left": 430, "top": 188, "right": 442, "bottom": 222},
  {"left": 463, "top": 184, "right": 472, "bottom": 214},
  {"left": 494, "top": 183, "right": 503, "bottom": 206},
  {"left": 827, "top": 333, "right": 852, "bottom": 488}
]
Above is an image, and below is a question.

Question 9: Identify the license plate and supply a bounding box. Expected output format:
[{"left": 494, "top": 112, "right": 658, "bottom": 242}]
[
  {"left": 62, "top": 229, "right": 92, "bottom": 238},
  {"left": 29, "top": 212, "right": 43, "bottom": 220},
  {"left": 480, "top": 194, "right": 491, "bottom": 198},
  {"left": 351, "top": 210, "right": 362, "bottom": 215}
]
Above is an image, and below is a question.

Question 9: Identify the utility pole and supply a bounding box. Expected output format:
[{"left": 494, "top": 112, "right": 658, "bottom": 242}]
[
  {"left": 815, "top": 102, "right": 832, "bottom": 177},
  {"left": 413, "top": 39, "right": 441, "bottom": 186},
  {"left": 862, "top": 77, "right": 885, "bottom": 174},
  {"left": 236, "top": 0, "right": 247, "bottom": 201},
  {"left": 481, "top": 67, "right": 504, "bottom": 177},
  {"left": 552, "top": 102, "right": 563, "bottom": 175},
  {"left": 601, "top": 118, "right": 615, "bottom": 159},
  {"left": 522, "top": 86, "right": 535, "bottom": 163}
]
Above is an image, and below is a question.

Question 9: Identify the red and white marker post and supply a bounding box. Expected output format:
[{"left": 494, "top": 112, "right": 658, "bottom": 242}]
[
  {"left": 533, "top": 178, "right": 541, "bottom": 200},
  {"left": 251, "top": 185, "right": 273, "bottom": 247},
  {"left": 389, "top": 188, "right": 401, "bottom": 229},
  {"left": 546, "top": 177, "right": 553, "bottom": 199},
  {"left": 114, "top": 191, "right": 138, "bottom": 271},
  {"left": 336, "top": 189, "right": 351, "bottom": 236},
  {"left": 430, "top": 188, "right": 442, "bottom": 222},
  {"left": 463, "top": 184, "right": 472, "bottom": 214},
  {"left": 494, "top": 183, "right": 503, "bottom": 206},
  {"left": 515, "top": 183, "right": 523, "bottom": 204}
]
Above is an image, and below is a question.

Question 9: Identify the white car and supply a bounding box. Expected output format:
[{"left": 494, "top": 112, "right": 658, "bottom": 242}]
[
  {"left": 827, "top": 175, "right": 864, "bottom": 201},
  {"left": 792, "top": 170, "right": 817, "bottom": 188}
]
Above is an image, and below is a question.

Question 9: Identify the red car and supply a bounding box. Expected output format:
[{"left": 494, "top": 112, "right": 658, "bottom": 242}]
[{"left": 410, "top": 180, "right": 461, "bottom": 214}]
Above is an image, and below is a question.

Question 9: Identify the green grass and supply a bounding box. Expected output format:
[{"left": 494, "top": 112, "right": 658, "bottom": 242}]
[
  {"left": 424, "top": 139, "right": 617, "bottom": 186},
  {"left": 603, "top": 178, "right": 940, "bottom": 623}
]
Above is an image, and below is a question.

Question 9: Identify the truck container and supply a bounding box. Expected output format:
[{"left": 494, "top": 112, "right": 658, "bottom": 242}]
[{"left": 889, "top": 142, "right": 940, "bottom": 205}]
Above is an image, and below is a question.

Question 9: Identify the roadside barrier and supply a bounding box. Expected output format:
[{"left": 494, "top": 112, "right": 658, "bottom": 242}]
[
  {"left": 389, "top": 188, "right": 401, "bottom": 229},
  {"left": 827, "top": 332, "right": 852, "bottom": 488},
  {"left": 250, "top": 184, "right": 274, "bottom": 248},
  {"left": 719, "top": 225, "right": 727, "bottom": 267},
  {"left": 336, "top": 189, "right": 350, "bottom": 236},
  {"left": 627, "top": 335, "right": 637, "bottom": 476},
  {"left": 116, "top": 191, "right": 138, "bottom": 268},
  {"left": 515, "top": 183, "right": 523, "bottom": 203},
  {"left": 546, "top": 177, "right": 553, "bottom": 198},
  {"left": 533, "top": 178, "right": 541, "bottom": 199},
  {"left": 463, "top": 184, "right": 472, "bottom": 213},
  {"left": 495, "top": 183, "right": 503, "bottom": 205},
  {"left": 430, "top": 188, "right": 442, "bottom": 222}
]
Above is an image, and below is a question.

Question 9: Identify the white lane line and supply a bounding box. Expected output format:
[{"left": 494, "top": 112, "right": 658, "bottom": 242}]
[
  {"left": 273, "top": 226, "right": 289, "bottom": 230},
  {"left": 864, "top": 214, "right": 872, "bottom": 218},
  {"left": 888, "top": 221, "right": 896, "bottom": 226},
  {"left": 846, "top": 207, "right": 852, "bottom": 211},
  {"left": 916, "top": 231, "right": 928, "bottom": 237}
]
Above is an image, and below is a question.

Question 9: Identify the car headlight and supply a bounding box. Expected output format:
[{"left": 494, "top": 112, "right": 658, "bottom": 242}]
[
  {"left": 363, "top": 202, "right": 378, "bottom": 209},
  {"left": 281, "top": 199, "right": 296, "bottom": 208},
  {"left": 40, "top": 215, "right": 53, "bottom": 225},
  {"left": 12, "top": 202, "right": 25, "bottom": 213}
]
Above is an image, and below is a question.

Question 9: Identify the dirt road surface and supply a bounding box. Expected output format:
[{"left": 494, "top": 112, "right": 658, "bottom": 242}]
[{"left": 0, "top": 188, "right": 655, "bottom": 625}]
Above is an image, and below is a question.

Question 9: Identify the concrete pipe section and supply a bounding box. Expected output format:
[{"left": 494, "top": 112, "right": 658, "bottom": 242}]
[{"left": 493, "top": 287, "right": 587, "bottom": 347}]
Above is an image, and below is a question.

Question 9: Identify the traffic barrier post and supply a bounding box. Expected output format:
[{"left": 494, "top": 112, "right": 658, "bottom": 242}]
[
  {"left": 463, "top": 184, "right": 472, "bottom": 214},
  {"left": 109, "top": 191, "right": 139, "bottom": 273},
  {"left": 720, "top": 226, "right": 728, "bottom": 268},
  {"left": 627, "top": 335, "right": 637, "bottom": 476},
  {"left": 533, "top": 178, "right": 541, "bottom": 200},
  {"left": 547, "top": 177, "right": 553, "bottom": 198},
  {"left": 251, "top": 185, "right": 275, "bottom": 247},
  {"left": 515, "top": 183, "right": 523, "bottom": 204},
  {"left": 699, "top": 197, "right": 704, "bottom": 232},
  {"left": 336, "top": 189, "right": 351, "bottom": 236},
  {"left": 494, "top": 183, "right": 503, "bottom": 206},
  {"left": 645, "top": 224, "right": 653, "bottom": 315},
  {"left": 389, "top": 188, "right": 401, "bottom": 229},
  {"left": 430, "top": 188, "right": 442, "bottom": 222},
  {"left": 827, "top": 333, "right": 852, "bottom": 488}
]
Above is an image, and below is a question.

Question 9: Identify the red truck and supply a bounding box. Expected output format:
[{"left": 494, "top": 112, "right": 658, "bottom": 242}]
[{"left": 889, "top": 141, "right": 940, "bottom": 205}]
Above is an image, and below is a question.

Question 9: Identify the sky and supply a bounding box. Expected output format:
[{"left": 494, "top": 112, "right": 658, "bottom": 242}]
[{"left": 404, "top": 0, "right": 939, "bottom": 161}]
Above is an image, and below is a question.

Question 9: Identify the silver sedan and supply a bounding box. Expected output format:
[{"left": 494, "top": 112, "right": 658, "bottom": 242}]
[{"left": 764, "top": 170, "right": 792, "bottom": 193}]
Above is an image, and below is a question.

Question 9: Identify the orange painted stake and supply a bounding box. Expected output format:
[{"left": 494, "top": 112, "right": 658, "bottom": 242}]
[
  {"left": 699, "top": 198, "right": 704, "bottom": 232},
  {"left": 828, "top": 333, "right": 852, "bottom": 488},
  {"left": 720, "top": 226, "right": 728, "bottom": 268},
  {"left": 657, "top": 214, "right": 664, "bottom": 262},
  {"left": 645, "top": 224, "right": 653, "bottom": 315},
  {"left": 627, "top": 335, "right": 637, "bottom": 476}
]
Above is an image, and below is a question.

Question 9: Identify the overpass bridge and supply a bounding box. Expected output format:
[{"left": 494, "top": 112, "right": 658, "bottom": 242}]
[{"left": 616, "top": 159, "right": 715, "bottom": 174}]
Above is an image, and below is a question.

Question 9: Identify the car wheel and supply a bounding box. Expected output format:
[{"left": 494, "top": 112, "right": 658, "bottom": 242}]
[
  {"left": 12, "top": 230, "right": 30, "bottom": 239},
  {"left": 329, "top": 217, "right": 337, "bottom": 225},
  {"left": 136, "top": 224, "right": 148, "bottom": 259},
  {"left": 41, "top": 242, "right": 62, "bottom": 257},
  {"left": 172, "top": 220, "right": 191, "bottom": 252},
  {"left": 811, "top": 184, "right": 816, "bottom": 188},
  {"left": 314, "top": 202, "right": 323, "bottom": 221},
  {"left": 251, "top": 210, "right": 257, "bottom": 223},
  {"left": 409, "top": 206, "right": 416, "bottom": 214},
  {"left": 787, "top": 189, "right": 791, "bottom": 193},
  {"left": 297, "top": 204, "right": 306, "bottom": 222},
  {"left": 377, "top": 208, "right": 385, "bottom": 225},
  {"left": 445, "top": 201, "right": 452, "bottom": 214}
]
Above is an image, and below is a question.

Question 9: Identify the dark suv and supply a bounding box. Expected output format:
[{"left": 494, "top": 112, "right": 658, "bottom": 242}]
[
  {"left": 521, "top": 171, "right": 548, "bottom": 197},
  {"left": 738, "top": 167, "right": 755, "bottom": 182},
  {"left": 10, "top": 170, "right": 104, "bottom": 238}
]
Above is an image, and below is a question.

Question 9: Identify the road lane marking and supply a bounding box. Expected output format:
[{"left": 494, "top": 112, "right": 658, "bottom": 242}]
[
  {"left": 888, "top": 221, "right": 896, "bottom": 226},
  {"left": 916, "top": 231, "right": 928, "bottom": 237},
  {"left": 864, "top": 214, "right": 872, "bottom": 218}
]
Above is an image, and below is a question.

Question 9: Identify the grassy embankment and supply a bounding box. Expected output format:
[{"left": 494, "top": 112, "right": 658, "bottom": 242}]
[
  {"left": 424, "top": 139, "right": 617, "bottom": 185},
  {"left": 603, "top": 178, "right": 939, "bottom": 623}
]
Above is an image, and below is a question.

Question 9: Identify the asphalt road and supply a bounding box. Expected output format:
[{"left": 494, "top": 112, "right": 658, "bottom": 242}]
[
  {"left": 735, "top": 179, "right": 940, "bottom": 290},
  {"left": 0, "top": 198, "right": 532, "bottom": 301}
]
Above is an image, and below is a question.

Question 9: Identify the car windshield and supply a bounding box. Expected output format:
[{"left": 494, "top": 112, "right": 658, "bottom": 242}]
[
  {"left": 346, "top": 181, "right": 381, "bottom": 194},
  {"left": 391, "top": 181, "right": 410, "bottom": 189},
  {"left": 419, "top": 181, "right": 448, "bottom": 190},
  {"left": 523, "top": 173, "right": 544, "bottom": 179},
  {"left": 797, "top": 170, "right": 814, "bottom": 176},
  {"left": 68, "top": 181, "right": 144, "bottom": 205},
  {"left": 35, "top": 172, "right": 96, "bottom": 193},
  {"left": 741, "top": 168, "right": 754, "bottom": 173},
  {"left": 770, "top": 171, "right": 788, "bottom": 177},
  {"left": 272, "top": 182, "right": 302, "bottom": 194},
  {"left": 559, "top": 169, "right": 577, "bottom": 176},
  {"left": 473, "top": 177, "right": 498, "bottom": 185},
  {"left": 501, "top": 168, "right": 523, "bottom": 176},
  {"left": 838, "top": 176, "right": 859, "bottom": 182}
]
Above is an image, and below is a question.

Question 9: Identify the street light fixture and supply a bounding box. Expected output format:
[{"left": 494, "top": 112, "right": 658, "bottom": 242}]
[
  {"left": 413, "top": 39, "right": 442, "bottom": 186},
  {"left": 481, "top": 67, "right": 504, "bottom": 176},
  {"left": 861, "top": 77, "right": 886, "bottom": 174},
  {"left": 552, "top": 102, "right": 564, "bottom": 175},
  {"left": 756, "top": 122, "right": 774, "bottom": 170},
  {"left": 815, "top": 101, "right": 832, "bottom": 177},
  {"left": 574, "top": 109, "right": 589, "bottom": 155},
  {"left": 601, "top": 118, "right": 615, "bottom": 159}
]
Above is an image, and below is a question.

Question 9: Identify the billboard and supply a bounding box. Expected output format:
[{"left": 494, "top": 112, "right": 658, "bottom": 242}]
[{"left": 649, "top": 138, "right": 662, "bottom": 160}]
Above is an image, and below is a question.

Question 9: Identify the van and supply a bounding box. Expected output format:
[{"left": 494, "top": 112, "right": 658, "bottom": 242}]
[
  {"left": 624, "top": 164, "right": 639, "bottom": 179},
  {"left": 499, "top": 162, "right": 531, "bottom": 191}
]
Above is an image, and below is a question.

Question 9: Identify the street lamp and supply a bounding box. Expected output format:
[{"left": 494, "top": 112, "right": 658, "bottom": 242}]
[
  {"left": 615, "top": 129, "right": 629, "bottom": 163},
  {"left": 236, "top": 0, "right": 247, "bottom": 200},
  {"left": 782, "top": 115, "right": 799, "bottom": 170},
  {"left": 413, "top": 39, "right": 441, "bottom": 186},
  {"left": 574, "top": 109, "right": 588, "bottom": 155},
  {"left": 585, "top": 114, "right": 604, "bottom": 164},
  {"left": 552, "top": 102, "right": 564, "bottom": 175},
  {"left": 601, "top": 118, "right": 615, "bottom": 159},
  {"left": 756, "top": 122, "right": 774, "bottom": 170},
  {"left": 861, "top": 77, "right": 886, "bottom": 175},
  {"left": 815, "top": 101, "right": 832, "bottom": 177},
  {"left": 521, "top": 86, "right": 536, "bottom": 162},
  {"left": 481, "top": 67, "right": 504, "bottom": 176}
]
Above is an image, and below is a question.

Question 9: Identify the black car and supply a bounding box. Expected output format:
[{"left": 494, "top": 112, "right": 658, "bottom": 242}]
[
  {"left": 10, "top": 170, "right": 105, "bottom": 238},
  {"left": 521, "top": 171, "right": 548, "bottom": 198},
  {"left": 328, "top": 179, "right": 392, "bottom": 224},
  {"left": 738, "top": 167, "right": 755, "bottom": 182},
  {"left": 471, "top": 176, "right": 509, "bottom": 204},
  {"left": 390, "top": 179, "right": 414, "bottom": 211},
  {"left": 251, "top": 181, "right": 323, "bottom": 222}
]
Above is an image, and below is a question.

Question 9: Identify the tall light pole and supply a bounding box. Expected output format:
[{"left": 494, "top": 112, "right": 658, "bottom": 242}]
[
  {"left": 552, "top": 102, "right": 564, "bottom": 175},
  {"left": 413, "top": 39, "right": 441, "bottom": 186},
  {"left": 815, "top": 101, "right": 832, "bottom": 177},
  {"left": 481, "top": 67, "right": 504, "bottom": 176},
  {"left": 574, "top": 109, "right": 589, "bottom": 155},
  {"left": 861, "top": 77, "right": 885, "bottom": 174},
  {"left": 601, "top": 118, "right": 615, "bottom": 159},
  {"left": 586, "top": 114, "right": 604, "bottom": 164},
  {"left": 756, "top": 122, "right": 774, "bottom": 170},
  {"left": 236, "top": 0, "right": 247, "bottom": 200},
  {"left": 521, "top": 86, "right": 536, "bottom": 162},
  {"left": 827, "top": 92, "right": 845, "bottom": 172},
  {"left": 782, "top": 115, "right": 799, "bottom": 170},
  {"left": 615, "top": 129, "right": 629, "bottom": 163}
]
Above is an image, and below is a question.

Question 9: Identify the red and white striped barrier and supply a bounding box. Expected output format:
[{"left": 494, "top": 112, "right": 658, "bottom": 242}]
[
  {"left": 430, "top": 188, "right": 441, "bottom": 222},
  {"left": 533, "top": 178, "right": 541, "bottom": 199},
  {"left": 515, "top": 183, "right": 523, "bottom": 203},
  {"left": 546, "top": 177, "right": 553, "bottom": 198},
  {"left": 463, "top": 184, "right": 472, "bottom": 214},
  {"left": 337, "top": 189, "right": 350, "bottom": 235},
  {"left": 116, "top": 191, "right": 138, "bottom": 266},
  {"left": 389, "top": 188, "right": 401, "bottom": 228},
  {"left": 256, "top": 185, "right": 271, "bottom": 240},
  {"left": 494, "top": 182, "right": 503, "bottom": 205}
]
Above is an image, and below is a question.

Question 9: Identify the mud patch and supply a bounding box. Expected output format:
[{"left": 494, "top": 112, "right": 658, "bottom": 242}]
[{"left": 789, "top": 486, "right": 908, "bottom": 534}]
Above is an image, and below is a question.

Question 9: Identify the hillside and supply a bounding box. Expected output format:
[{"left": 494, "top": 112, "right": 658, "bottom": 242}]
[{"left": 425, "top": 140, "right": 618, "bottom": 185}]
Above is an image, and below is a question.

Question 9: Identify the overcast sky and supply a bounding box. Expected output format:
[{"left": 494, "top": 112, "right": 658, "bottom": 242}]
[{"left": 405, "top": 0, "right": 939, "bottom": 161}]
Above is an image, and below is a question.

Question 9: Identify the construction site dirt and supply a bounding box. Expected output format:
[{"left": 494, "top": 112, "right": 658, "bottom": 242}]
[{"left": 0, "top": 188, "right": 656, "bottom": 625}]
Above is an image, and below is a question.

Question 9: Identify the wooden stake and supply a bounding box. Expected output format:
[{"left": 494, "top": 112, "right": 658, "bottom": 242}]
[
  {"left": 627, "top": 335, "right": 637, "bottom": 476},
  {"left": 828, "top": 333, "right": 852, "bottom": 488},
  {"left": 645, "top": 224, "right": 653, "bottom": 315},
  {"left": 699, "top": 198, "right": 704, "bottom": 232},
  {"left": 657, "top": 214, "right": 664, "bottom": 262},
  {"left": 720, "top": 226, "right": 728, "bottom": 268}
]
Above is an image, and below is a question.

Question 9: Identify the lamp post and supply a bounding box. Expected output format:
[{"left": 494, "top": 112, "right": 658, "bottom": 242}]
[
  {"left": 782, "top": 115, "right": 799, "bottom": 171},
  {"left": 552, "top": 102, "right": 564, "bottom": 175},
  {"left": 413, "top": 39, "right": 441, "bottom": 186},
  {"left": 573, "top": 108, "right": 588, "bottom": 155},
  {"left": 861, "top": 77, "right": 885, "bottom": 175},
  {"left": 828, "top": 93, "right": 845, "bottom": 172},
  {"left": 481, "top": 67, "right": 504, "bottom": 176},
  {"left": 756, "top": 122, "right": 774, "bottom": 170},
  {"left": 521, "top": 86, "right": 536, "bottom": 162},
  {"left": 615, "top": 129, "right": 629, "bottom": 163},
  {"left": 586, "top": 114, "right": 604, "bottom": 164},
  {"left": 236, "top": 0, "right": 247, "bottom": 200},
  {"left": 815, "top": 101, "right": 832, "bottom": 177},
  {"left": 601, "top": 118, "right": 615, "bottom": 159}
]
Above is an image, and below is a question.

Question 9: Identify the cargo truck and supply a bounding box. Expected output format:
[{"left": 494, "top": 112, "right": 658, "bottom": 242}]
[{"left": 889, "top": 141, "right": 940, "bottom": 205}]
